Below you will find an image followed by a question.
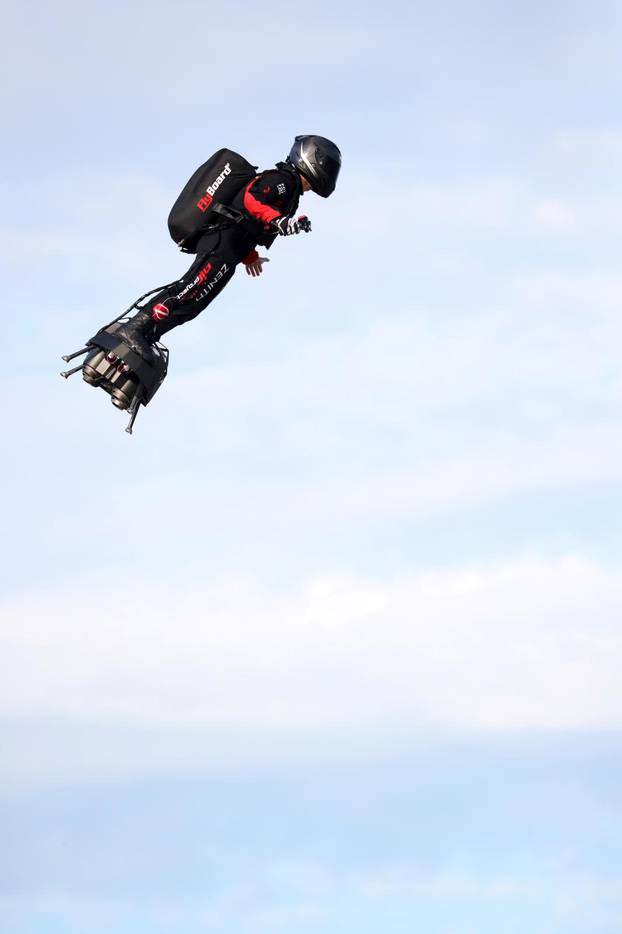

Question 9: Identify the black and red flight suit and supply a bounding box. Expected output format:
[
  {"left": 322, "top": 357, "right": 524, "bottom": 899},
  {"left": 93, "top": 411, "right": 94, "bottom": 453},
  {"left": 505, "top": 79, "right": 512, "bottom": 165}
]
[{"left": 142, "top": 161, "right": 303, "bottom": 338}]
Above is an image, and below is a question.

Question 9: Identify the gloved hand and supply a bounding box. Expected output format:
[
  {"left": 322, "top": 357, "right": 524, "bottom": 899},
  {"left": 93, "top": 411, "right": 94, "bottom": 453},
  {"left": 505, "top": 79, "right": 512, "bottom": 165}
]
[{"left": 273, "top": 215, "right": 312, "bottom": 236}]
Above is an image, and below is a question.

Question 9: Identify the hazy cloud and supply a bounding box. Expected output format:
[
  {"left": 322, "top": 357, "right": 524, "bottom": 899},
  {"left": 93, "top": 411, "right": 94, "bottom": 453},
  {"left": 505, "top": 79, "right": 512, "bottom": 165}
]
[{"left": 2, "top": 556, "right": 621, "bottom": 732}]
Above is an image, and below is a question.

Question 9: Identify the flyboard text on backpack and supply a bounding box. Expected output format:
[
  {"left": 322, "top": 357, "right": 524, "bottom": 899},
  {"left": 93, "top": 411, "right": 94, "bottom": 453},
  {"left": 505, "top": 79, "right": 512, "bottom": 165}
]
[
  {"left": 168, "top": 148, "right": 257, "bottom": 253},
  {"left": 197, "top": 162, "right": 232, "bottom": 212}
]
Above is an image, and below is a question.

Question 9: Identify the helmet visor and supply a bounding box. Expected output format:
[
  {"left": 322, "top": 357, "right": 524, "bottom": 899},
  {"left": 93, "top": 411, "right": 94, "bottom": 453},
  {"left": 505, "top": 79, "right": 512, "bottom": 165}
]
[{"left": 318, "top": 152, "right": 341, "bottom": 195}]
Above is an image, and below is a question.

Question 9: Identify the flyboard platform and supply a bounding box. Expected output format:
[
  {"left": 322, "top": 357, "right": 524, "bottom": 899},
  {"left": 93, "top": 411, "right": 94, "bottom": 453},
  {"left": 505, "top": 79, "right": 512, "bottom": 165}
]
[{"left": 60, "top": 322, "right": 168, "bottom": 435}]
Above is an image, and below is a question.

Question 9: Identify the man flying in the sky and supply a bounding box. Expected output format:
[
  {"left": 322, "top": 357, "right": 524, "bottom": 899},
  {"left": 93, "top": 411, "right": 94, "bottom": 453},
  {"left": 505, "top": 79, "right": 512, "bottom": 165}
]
[
  {"left": 114, "top": 135, "right": 342, "bottom": 359},
  {"left": 61, "top": 135, "right": 341, "bottom": 431}
]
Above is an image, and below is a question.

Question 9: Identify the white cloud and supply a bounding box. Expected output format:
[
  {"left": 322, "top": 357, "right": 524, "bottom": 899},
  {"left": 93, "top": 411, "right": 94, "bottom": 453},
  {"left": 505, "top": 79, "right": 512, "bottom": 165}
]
[
  {"left": 14, "top": 280, "right": 622, "bottom": 552},
  {"left": 265, "top": 424, "right": 622, "bottom": 520},
  {"left": 2, "top": 556, "right": 621, "bottom": 732},
  {"left": 167, "top": 278, "right": 622, "bottom": 427},
  {"left": 2, "top": 173, "right": 180, "bottom": 282},
  {"left": 332, "top": 166, "right": 622, "bottom": 246},
  {"left": 429, "top": 180, "right": 622, "bottom": 241},
  {"left": 552, "top": 129, "right": 622, "bottom": 164},
  {"left": 4, "top": 867, "right": 621, "bottom": 929},
  {"left": 150, "top": 299, "right": 622, "bottom": 523}
]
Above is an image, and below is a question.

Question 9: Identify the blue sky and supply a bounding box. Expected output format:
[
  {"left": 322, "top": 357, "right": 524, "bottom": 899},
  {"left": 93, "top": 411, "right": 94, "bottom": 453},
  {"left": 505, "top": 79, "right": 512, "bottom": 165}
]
[{"left": 2, "top": 1, "right": 622, "bottom": 932}]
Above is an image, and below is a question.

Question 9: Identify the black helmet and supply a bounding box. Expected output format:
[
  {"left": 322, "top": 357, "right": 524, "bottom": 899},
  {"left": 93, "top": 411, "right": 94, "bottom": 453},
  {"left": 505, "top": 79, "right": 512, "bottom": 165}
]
[{"left": 287, "top": 135, "right": 342, "bottom": 198}]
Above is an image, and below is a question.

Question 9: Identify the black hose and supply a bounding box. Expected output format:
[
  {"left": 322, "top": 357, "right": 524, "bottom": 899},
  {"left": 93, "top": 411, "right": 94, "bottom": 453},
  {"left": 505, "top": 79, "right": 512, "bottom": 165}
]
[{"left": 103, "top": 278, "right": 184, "bottom": 329}]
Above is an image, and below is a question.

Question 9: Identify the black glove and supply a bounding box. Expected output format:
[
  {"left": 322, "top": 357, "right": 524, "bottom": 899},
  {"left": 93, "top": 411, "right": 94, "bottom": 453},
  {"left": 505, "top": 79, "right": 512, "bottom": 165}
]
[{"left": 273, "top": 215, "right": 312, "bottom": 236}]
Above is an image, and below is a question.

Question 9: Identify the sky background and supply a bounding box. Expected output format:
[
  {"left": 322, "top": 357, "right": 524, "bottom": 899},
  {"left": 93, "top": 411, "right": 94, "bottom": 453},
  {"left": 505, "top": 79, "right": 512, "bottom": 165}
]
[{"left": 2, "top": 0, "right": 622, "bottom": 931}]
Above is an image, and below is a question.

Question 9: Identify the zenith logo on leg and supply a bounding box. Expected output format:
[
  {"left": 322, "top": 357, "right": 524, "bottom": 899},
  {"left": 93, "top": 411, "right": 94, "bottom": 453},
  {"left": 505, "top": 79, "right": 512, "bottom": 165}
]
[{"left": 196, "top": 263, "right": 228, "bottom": 301}]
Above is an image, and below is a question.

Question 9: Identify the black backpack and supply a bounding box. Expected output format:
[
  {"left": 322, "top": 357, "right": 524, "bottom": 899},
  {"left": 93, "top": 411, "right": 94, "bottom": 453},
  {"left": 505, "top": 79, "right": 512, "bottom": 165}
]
[{"left": 167, "top": 148, "right": 258, "bottom": 253}]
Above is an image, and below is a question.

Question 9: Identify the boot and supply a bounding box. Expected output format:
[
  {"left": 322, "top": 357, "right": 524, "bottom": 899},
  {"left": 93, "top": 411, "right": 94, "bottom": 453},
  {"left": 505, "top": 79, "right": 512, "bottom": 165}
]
[{"left": 114, "top": 309, "right": 157, "bottom": 361}]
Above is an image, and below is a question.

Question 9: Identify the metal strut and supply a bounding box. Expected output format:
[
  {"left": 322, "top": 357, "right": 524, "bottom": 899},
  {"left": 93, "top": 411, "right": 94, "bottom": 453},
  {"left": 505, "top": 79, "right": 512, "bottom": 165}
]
[
  {"left": 125, "top": 400, "right": 141, "bottom": 435},
  {"left": 60, "top": 364, "right": 85, "bottom": 379},
  {"left": 62, "top": 347, "right": 90, "bottom": 363}
]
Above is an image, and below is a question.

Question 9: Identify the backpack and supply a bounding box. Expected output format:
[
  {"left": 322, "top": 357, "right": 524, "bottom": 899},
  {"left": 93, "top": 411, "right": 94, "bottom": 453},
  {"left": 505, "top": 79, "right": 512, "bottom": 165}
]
[{"left": 167, "top": 148, "right": 258, "bottom": 253}]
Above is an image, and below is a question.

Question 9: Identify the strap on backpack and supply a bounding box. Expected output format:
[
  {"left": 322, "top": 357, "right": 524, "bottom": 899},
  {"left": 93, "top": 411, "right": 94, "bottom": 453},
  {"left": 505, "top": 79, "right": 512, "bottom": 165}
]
[{"left": 211, "top": 203, "right": 245, "bottom": 223}]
